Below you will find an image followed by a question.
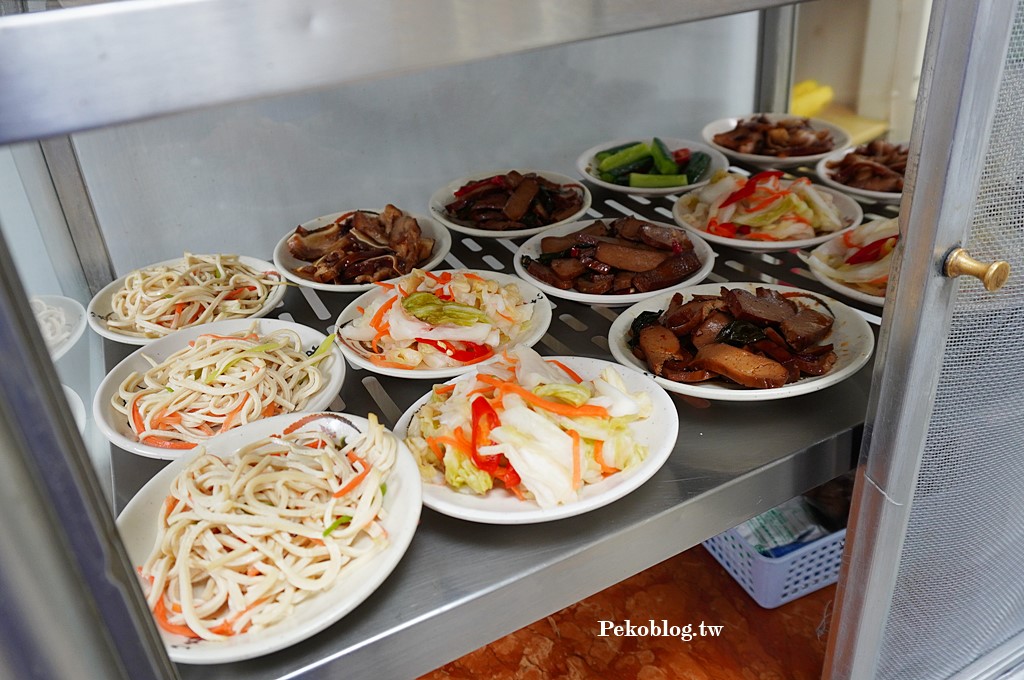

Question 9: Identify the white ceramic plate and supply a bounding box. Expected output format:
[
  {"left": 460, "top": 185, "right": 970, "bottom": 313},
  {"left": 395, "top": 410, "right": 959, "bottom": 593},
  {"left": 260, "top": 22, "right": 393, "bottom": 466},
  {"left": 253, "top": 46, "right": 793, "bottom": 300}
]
[
  {"left": 335, "top": 269, "right": 552, "bottom": 379},
  {"left": 672, "top": 182, "right": 863, "bottom": 252},
  {"left": 115, "top": 412, "right": 421, "bottom": 664},
  {"left": 799, "top": 239, "right": 889, "bottom": 308},
  {"left": 702, "top": 114, "right": 852, "bottom": 168},
  {"left": 31, "top": 294, "right": 87, "bottom": 361},
  {"left": 392, "top": 355, "right": 677, "bottom": 524},
  {"left": 815, "top": 147, "right": 904, "bottom": 204},
  {"left": 575, "top": 137, "right": 730, "bottom": 196},
  {"left": 428, "top": 169, "right": 592, "bottom": 240},
  {"left": 512, "top": 218, "right": 716, "bottom": 307},
  {"left": 272, "top": 209, "right": 453, "bottom": 293},
  {"left": 87, "top": 255, "right": 287, "bottom": 346},
  {"left": 607, "top": 282, "right": 875, "bottom": 401},
  {"left": 94, "top": 318, "right": 346, "bottom": 460},
  {"left": 62, "top": 385, "right": 86, "bottom": 434}
]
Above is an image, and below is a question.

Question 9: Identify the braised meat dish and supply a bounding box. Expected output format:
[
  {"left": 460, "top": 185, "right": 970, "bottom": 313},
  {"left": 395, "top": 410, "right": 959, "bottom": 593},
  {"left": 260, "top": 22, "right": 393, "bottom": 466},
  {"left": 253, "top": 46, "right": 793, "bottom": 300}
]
[
  {"left": 286, "top": 205, "right": 435, "bottom": 285},
  {"left": 713, "top": 115, "right": 835, "bottom": 158},
  {"left": 520, "top": 217, "right": 703, "bottom": 296},
  {"left": 629, "top": 286, "right": 838, "bottom": 389},
  {"left": 825, "top": 140, "right": 908, "bottom": 194},
  {"left": 444, "top": 171, "right": 585, "bottom": 231}
]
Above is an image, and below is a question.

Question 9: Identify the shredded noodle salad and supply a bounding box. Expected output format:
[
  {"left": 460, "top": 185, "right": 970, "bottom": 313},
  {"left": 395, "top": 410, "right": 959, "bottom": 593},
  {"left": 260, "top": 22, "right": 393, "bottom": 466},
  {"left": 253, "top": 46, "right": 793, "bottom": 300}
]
[
  {"left": 140, "top": 413, "right": 396, "bottom": 641},
  {"left": 405, "top": 346, "right": 651, "bottom": 509},
  {"left": 338, "top": 269, "right": 536, "bottom": 370},
  {"left": 677, "top": 170, "right": 845, "bottom": 242},
  {"left": 803, "top": 217, "right": 899, "bottom": 298},
  {"left": 105, "top": 253, "right": 285, "bottom": 338},
  {"left": 113, "top": 323, "right": 335, "bottom": 451}
]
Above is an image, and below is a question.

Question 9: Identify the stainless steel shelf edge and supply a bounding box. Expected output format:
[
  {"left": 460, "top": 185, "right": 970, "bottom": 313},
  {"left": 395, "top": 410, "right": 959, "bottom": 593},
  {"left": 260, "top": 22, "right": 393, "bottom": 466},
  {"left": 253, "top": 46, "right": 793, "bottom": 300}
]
[{"left": 0, "top": 0, "right": 806, "bottom": 144}]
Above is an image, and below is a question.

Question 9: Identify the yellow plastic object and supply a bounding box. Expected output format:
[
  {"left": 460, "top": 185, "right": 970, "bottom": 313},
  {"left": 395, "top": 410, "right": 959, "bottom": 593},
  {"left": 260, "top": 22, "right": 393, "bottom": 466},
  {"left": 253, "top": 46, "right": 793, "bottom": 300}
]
[{"left": 791, "top": 79, "right": 834, "bottom": 118}]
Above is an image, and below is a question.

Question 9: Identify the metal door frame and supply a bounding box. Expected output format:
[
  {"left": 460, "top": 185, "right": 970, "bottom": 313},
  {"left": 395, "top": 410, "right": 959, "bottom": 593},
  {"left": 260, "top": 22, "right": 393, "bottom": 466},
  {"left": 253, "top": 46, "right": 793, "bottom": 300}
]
[{"left": 824, "top": 0, "right": 1019, "bottom": 677}]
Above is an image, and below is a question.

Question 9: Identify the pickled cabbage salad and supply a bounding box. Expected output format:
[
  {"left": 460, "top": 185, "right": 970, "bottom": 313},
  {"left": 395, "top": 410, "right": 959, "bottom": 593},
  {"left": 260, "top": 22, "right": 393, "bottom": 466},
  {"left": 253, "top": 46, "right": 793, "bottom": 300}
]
[
  {"left": 802, "top": 217, "right": 898, "bottom": 298},
  {"left": 677, "top": 170, "right": 844, "bottom": 242},
  {"left": 338, "top": 269, "right": 536, "bottom": 370},
  {"left": 405, "top": 346, "right": 652, "bottom": 508}
]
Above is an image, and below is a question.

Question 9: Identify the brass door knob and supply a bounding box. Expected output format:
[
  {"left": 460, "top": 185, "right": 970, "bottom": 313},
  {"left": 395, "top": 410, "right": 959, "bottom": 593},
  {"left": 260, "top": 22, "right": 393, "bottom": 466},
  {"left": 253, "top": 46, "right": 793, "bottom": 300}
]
[{"left": 944, "top": 248, "right": 1011, "bottom": 291}]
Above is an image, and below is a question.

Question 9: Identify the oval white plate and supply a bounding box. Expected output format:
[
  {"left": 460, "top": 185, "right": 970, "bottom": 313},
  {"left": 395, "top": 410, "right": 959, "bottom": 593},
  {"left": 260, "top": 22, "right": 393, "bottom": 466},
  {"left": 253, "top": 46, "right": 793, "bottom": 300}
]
[
  {"left": 32, "top": 294, "right": 87, "bottom": 361},
  {"left": 607, "top": 282, "right": 875, "bottom": 401},
  {"left": 815, "top": 147, "right": 904, "bottom": 204},
  {"left": 62, "top": 385, "right": 86, "bottom": 434},
  {"left": 335, "top": 269, "right": 552, "bottom": 379},
  {"left": 702, "top": 114, "right": 852, "bottom": 168},
  {"left": 575, "top": 137, "right": 730, "bottom": 196},
  {"left": 672, "top": 183, "right": 863, "bottom": 253},
  {"left": 87, "top": 255, "right": 287, "bottom": 346},
  {"left": 94, "top": 318, "right": 345, "bottom": 460},
  {"left": 428, "top": 169, "right": 592, "bottom": 240},
  {"left": 115, "top": 412, "right": 422, "bottom": 664},
  {"left": 799, "top": 244, "right": 888, "bottom": 308},
  {"left": 512, "top": 218, "right": 716, "bottom": 307},
  {"left": 393, "top": 356, "right": 677, "bottom": 524},
  {"left": 272, "top": 209, "right": 453, "bottom": 293}
]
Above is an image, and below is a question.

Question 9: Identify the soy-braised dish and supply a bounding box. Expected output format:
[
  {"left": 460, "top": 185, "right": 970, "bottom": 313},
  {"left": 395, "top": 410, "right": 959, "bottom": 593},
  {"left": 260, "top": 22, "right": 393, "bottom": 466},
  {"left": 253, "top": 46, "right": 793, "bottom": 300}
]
[
  {"left": 824, "top": 140, "right": 908, "bottom": 194},
  {"left": 286, "top": 205, "right": 435, "bottom": 285},
  {"left": 443, "top": 171, "right": 586, "bottom": 232},
  {"left": 713, "top": 115, "right": 835, "bottom": 158},
  {"left": 520, "top": 217, "right": 703, "bottom": 295},
  {"left": 629, "top": 286, "right": 837, "bottom": 389}
]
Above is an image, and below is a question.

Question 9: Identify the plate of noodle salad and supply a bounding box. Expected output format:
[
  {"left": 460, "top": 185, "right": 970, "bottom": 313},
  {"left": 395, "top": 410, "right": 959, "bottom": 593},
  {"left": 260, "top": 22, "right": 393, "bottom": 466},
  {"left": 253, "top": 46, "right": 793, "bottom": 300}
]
[
  {"left": 30, "top": 294, "right": 87, "bottom": 360},
  {"left": 393, "top": 345, "right": 678, "bottom": 524},
  {"left": 115, "top": 411, "right": 422, "bottom": 664},
  {"left": 87, "top": 253, "right": 288, "bottom": 345},
  {"left": 95, "top": 319, "right": 345, "bottom": 459}
]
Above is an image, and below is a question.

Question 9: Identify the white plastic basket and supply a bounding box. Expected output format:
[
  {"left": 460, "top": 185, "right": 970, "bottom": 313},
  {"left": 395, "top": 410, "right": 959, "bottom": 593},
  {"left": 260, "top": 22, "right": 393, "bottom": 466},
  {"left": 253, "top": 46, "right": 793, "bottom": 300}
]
[{"left": 702, "top": 526, "right": 846, "bottom": 609}]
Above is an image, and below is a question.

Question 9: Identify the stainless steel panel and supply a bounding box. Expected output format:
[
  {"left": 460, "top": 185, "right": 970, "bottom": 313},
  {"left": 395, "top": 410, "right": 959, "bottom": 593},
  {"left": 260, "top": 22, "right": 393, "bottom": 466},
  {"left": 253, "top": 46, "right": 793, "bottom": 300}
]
[
  {"left": 107, "top": 185, "right": 874, "bottom": 679},
  {"left": 0, "top": 0, "right": 808, "bottom": 144}
]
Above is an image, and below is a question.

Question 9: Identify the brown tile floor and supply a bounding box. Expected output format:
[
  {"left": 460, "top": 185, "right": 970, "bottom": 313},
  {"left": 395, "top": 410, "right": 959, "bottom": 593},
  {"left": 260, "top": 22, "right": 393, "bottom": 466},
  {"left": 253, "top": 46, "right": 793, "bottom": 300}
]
[{"left": 419, "top": 545, "right": 835, "bottom": 680}]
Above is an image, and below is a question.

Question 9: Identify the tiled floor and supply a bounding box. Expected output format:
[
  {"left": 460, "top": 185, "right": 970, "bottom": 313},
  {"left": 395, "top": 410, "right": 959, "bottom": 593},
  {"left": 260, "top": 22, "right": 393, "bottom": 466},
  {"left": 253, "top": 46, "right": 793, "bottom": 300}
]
[{"left": 419, "top": 545, "right": 835, "bottom": 680}]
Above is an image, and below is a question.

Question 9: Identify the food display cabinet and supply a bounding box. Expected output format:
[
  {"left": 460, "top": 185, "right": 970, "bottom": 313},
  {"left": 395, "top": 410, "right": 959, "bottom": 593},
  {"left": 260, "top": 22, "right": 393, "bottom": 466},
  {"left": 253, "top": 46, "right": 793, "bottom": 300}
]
[{"left": 1, "top": 1, "right": 1022, "bottom": 679}]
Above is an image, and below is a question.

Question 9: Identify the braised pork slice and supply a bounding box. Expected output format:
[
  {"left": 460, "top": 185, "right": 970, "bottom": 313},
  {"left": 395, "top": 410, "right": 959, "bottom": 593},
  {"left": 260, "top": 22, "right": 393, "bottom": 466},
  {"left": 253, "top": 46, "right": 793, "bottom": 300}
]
[
  {"left": 637, "top": 325, "right": 689, "bottom": 376},
  {"left": 692, "top": 311, "right": 733, "bottom": 348},
  {"left": 780, "top": 307, "right": 835, "bottom": 350},
  {"left": 725, "top": 287, "right": 797, "bottom": 325},
  {"left": 633, "top": 251, "right": 701, "bottom": 292},
  {"left": 690, "top": 343, "right": 789, "bottom": 389}
]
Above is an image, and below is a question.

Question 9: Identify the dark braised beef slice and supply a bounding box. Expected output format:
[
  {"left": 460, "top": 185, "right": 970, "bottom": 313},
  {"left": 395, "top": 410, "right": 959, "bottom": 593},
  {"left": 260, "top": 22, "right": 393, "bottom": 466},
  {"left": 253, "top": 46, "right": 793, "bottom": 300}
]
[
  {"left": 725, "top": 287, "right": 798, "bottom": 325},
  {"left": 611, "top": 271, "right": 636, "bottom": 294},
  {"left": 636, "top": 324, "right": 688, "bottom": 376},
  {"left": 692, "top": 311, "right": 734, "bottom": 348},
  {"left": 792, "top": 351, "right": 838, "bottom": 376},
  {"left": 609, "top": 216, "right": 649, "bottom": 241},
  {"left": 661, "top": 361, "right": 714, "bottom": 383},
  {"left": 661, "top": 297, "right": 727, "bottom": 336},
  {"left": 574, "top": 273, "right": 614, "bottom": 295},
  {"left": 593, "top": 242, "right": 670, "bottom": 272},
  {"left": 541, "top": 235, "right": 576, "bottom": 254},
  {"left": 523, "top": 257, "right": 574, "bottom": 290},
  {"left": 779, "top": 307, "right": 835, "bottom": 351},
  {"left": 633, "top": 251, "right": 702, "bottom": 292},
  {"left": 503, "top": 176, "right": 540, "bottom": 221},
  {"left": 550, "top": 257, "right": 588, "bottom": 281},
  {"left": 690, "top": 343, "right": 790, "bottom": 389},
  {"left": 638, "top": 223, "right": 693, "bottom": 252}
]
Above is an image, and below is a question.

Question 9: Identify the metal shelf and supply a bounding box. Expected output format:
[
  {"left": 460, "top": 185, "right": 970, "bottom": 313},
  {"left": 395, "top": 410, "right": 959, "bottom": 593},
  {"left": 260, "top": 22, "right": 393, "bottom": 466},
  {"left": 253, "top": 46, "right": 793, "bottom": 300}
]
[
  {"left": 0, "top": 0, "right": 806, "bottom": 144},
  {"left": 107, "top": 183, "right": 878, "bottom": 679}
]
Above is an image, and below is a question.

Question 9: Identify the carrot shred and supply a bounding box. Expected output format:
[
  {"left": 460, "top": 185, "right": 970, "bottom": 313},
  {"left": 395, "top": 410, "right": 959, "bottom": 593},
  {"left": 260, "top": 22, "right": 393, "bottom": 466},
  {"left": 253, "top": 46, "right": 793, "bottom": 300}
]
[
  {"left": 282, "top": 413, "right": 328, "bottom": 435},
  {"left": 475, "top": 374, "right": 609, "bottom": 418},
  {"left": 432, "top": 383, "right": 457, "bottom": 395},
  {"left": 221, "top": 394, "right": 249, "bottom": 431},
  {"left": 208, "top": 598, "right": 266, "bottom": 636},
  {"left": 593, "top": 439, "right": 619, "bottom": 475},
  {"left": 569, "top": 429, "right": 582, "bottom": 490},
  {"left": 152, "top": 596, "right": 199, "bottom": 639},
  {"left": 463, "top": 273, "right": 486, "bottom": 282},
  {"left": 368, "top": 355, "right": 413, "bottom": 369},
  {"left": 142, "top": 437, "right": 196, "bottom": 450},
  {"left": 130, "top": 397, "right": 145, "bottom": 433},
  {"left": 369, "top": 296, "right": 397, "bottom": 331},
  {"left": 508, "top": 485, "right": 526, "bottom": 501},
  {"left": 743, "top": 232, "right": 781, "bottom": 242},
  {"left": 260, "top": 402, "right": 279, "bottom": 418},
  {"left": 333, "top": 452, "right": 372, "bottom": 498},
  {"left": 547, "top": 359, "right": 583, "bottom": 384}
]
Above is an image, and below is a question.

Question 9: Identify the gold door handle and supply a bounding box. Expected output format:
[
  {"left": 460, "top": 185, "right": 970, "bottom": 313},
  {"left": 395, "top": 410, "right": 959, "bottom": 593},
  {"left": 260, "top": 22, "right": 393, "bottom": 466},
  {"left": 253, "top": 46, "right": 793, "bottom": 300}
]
[{"left": 944, "top": 248, "right": 1011, "bottom": 291}]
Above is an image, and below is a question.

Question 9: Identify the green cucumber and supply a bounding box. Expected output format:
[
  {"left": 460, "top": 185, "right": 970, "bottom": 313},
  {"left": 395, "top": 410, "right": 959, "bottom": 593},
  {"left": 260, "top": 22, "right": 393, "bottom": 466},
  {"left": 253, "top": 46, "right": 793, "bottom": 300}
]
[
  {"left": 595, "top": 140, "right": 641, "bottom": 163},
  {"left": 628, "top": 173, "right": 690, "bottom": 188},
  {"left": 651, "top": 137, "right": 680, "bottom": 175},
  {"left": 684, "top": 151, "right": 711, "bottom": 183},
  {"left": 597, "top": 142, "right": 652, "bottom": 173}
]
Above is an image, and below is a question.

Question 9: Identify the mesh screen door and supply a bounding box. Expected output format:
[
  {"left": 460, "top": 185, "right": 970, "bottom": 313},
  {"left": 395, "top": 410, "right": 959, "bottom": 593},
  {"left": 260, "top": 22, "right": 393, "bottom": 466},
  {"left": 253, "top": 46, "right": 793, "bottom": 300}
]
[{"left": 827, "top": 0, "right": 1024, "bottom": 677}]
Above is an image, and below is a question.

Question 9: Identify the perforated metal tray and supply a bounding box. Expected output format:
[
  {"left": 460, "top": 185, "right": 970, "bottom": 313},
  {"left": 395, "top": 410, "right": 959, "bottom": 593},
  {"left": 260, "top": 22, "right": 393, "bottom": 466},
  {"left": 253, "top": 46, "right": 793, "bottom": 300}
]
[{"left": 107, "top": 177, "right": 883, "bottom": 679}]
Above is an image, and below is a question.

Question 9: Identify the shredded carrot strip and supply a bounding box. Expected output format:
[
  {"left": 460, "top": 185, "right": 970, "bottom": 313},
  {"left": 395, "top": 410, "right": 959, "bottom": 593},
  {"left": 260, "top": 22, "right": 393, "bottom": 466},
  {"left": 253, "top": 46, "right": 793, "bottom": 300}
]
[
  {"left": 748, "top": 191, "right": 789, "bottom": 212},
  {"left": 463, "top": 273, "right": 486, "bottom": 282},
  {"left": 843, "top": 231, "right": 858, "bottom": 248},
  {"left": 569, "top": 429, "right": 582, "bottom": 490},
  {"left": 371, "top": 321, "right": 390, "bottom": 354},
  {"left": 475, "top": 374, "right": 609, "bottom": 418},
  {"left": 130, "top": 398, "right": 145, "bottom": 433},
  {"left": 547, "top": 359, "right": 583, "bottom": 383},
  {"left": 260, "top": 402, "right": 279, "bottom": 418},
  {"left": 333, "top": 452, "right": 372, "bottom": 498},
  {"left": 743, "top": 232, "right": 781, "bottom": 242},
  {"left": 356, "top": 306, "right": 365, "bottom": 315},
  {"left": 208, "top": 598, "right": 266, "bottom": 636},
  {"left": 221, "top": 394, "right": 249, "bottom": 431},
  {"left": 153, "top": 595, "right": 199, "bottom": 639},
  {"left": 373, "top": 281, "right": 396, "bottom": 290},
  {"left": 368, "top": 355, "right": 413, "bottom": 369},
  {"left": 142, "top": 437, "right": 196, "bottom": 450},
  {"left": 593, "top": 439, "right": 618, "bottom": 475},
  {"left": 369, "top": 296, "right": 397, "bottom": 331},
  {"left": 508, "top": 485, "right": 526, "bottom": 501},
  {"left": 433, "top": 383, "right": 456, "bottom": 395}
]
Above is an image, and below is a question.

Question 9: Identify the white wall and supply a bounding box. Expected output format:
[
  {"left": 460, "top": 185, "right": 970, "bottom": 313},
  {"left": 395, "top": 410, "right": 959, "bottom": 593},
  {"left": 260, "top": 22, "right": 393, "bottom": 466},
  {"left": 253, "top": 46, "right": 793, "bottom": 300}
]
[{"left": 68, "top": 13, "right": 761, "bottom": 273}]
